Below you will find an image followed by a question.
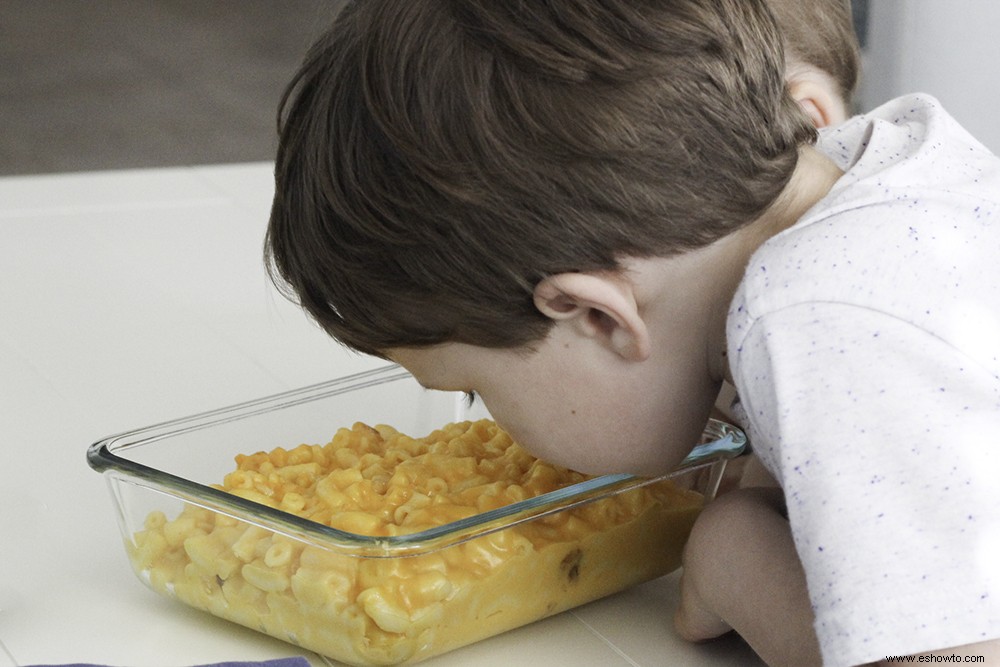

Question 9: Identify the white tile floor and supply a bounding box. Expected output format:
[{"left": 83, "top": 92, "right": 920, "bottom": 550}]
[{"left": 0, "top": 163, "right": 762, "bottom": 667}]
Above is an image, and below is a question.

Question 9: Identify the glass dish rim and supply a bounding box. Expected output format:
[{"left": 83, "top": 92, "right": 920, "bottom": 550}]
[{"left": 87, "top": 364, "right": 747, "bottom": 557}]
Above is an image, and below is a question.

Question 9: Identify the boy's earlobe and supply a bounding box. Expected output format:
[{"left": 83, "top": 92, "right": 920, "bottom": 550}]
[{"left": 533, "top": 273, "right": 651, "bottom": 361}]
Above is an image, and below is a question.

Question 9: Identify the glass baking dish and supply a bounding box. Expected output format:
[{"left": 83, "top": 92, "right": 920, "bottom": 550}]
[{"left": 88, "top": 364, "right": 746, "bottom": 666}]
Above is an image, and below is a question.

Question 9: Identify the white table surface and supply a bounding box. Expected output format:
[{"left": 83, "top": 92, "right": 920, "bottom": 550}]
[{"left": 0, "top": 163, "right": 763, "bottom": 667}]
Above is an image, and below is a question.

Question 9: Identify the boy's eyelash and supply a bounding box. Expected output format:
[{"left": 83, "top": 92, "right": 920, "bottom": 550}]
[{"left": 463, "top": 391, "right": 478, "bottom": 407}]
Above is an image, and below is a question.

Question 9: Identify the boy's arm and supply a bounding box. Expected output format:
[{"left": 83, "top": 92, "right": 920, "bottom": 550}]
[
  {"left": 675, "top": 488, "right": 1000, "bottom": 667},
  {"left": 674, "top": 487, "right": 821, "bottom": 667}
]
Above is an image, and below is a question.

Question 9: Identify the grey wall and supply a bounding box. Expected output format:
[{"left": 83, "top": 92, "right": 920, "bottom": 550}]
[
  {"left": 858, "top": 0, "right": 1000, "bottom": 154},
  {"left": 0, "top": 0, "right": 337, "bottom": 175}
]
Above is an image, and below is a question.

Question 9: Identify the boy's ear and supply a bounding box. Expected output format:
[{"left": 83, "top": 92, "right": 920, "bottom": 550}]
[
  {"left": 788, "top": 78, "right": 847, "bottom": 129},
  {"left": 533, "top": 272, "right": 651, "bottom": 361}
]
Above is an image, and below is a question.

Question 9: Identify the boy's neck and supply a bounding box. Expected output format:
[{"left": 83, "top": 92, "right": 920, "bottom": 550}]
[
  {"left": 746, "top": 145, "right": 844, "bottom": 247},
  {"left": 708, "top": 146, "right": 844, "bottom": 384}
]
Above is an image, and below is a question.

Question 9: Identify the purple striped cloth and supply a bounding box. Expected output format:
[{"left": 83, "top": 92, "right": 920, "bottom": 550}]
[{"left": 26, "top": 659, "right": 312, "bottom": 667}]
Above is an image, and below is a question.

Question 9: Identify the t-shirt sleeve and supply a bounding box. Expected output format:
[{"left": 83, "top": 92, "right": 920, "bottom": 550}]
[{"left": 733, "top": 301, "right": 1000, "bottom": 667}]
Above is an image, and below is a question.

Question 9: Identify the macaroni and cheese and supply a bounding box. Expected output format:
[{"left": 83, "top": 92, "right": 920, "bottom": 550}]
[{"left": 128, "top": 420, "right": 704, "bottom": 665}]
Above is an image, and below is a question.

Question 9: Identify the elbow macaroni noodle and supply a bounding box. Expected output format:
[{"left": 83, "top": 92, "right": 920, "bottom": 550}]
[{"left": 129, "top": 420, "right": 705, "bottom": 666}]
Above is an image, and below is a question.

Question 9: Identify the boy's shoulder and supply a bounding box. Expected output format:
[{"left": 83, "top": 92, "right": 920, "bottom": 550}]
[
  {"left": 818, "top": 93, "right": 1000, "bottom": 199},
  {"left": 733, "top": 93, "right": 1000, "bottom": 345},
  {"left": 759, "top": 93, "right": 1000, "bottom": 273}
]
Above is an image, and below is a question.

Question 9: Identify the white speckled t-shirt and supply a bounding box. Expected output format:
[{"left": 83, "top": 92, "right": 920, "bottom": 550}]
[{"left": 727, "top": 93, "right": 1000, "bottom": 666}]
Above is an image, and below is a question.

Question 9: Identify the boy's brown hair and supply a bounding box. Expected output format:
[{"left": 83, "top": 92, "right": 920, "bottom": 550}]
[
  {"left": 768, "top": 0, "right": 861, "bottom": 104},
  {"left": 265, "top": 0, "right": 816, "bottom": 357}
]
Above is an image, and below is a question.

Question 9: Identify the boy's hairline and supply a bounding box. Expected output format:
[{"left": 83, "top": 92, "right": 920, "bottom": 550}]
[{"left": 266, "top": 0, "right": 818, "bottom": 355}]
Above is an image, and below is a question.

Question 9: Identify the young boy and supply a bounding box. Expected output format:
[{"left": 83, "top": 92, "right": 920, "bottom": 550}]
[{"left": 265, "top": 1, "right": 1000, "bottom": 665}]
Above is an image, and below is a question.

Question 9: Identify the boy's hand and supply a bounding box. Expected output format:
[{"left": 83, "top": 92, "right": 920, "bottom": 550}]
[{"left": 674, "top": 487, "right": 822, "bottom": 667}]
